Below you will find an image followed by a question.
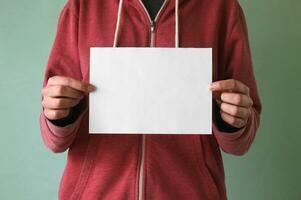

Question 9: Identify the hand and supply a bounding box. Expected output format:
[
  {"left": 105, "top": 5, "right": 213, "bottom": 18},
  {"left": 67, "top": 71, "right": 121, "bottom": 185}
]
[
  {"left": 42, "top": 76, "right": 96, "bottom": 120},
  {"left": 210, "top": 79, "right": 253, "bottom": 129}
]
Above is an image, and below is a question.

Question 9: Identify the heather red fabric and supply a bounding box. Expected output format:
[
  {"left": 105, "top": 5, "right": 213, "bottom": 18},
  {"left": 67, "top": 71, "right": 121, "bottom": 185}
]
[{"left": 39, "top": 0, "right": 262, "bottom": 199}]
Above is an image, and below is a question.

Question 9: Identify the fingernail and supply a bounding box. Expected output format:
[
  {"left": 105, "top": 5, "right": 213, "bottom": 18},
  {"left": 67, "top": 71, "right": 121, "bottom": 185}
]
[
  {"left": 209, "top": 83, "right": 217, "bottom": 90},
  {"left": 88, "top": 85, "right": 96, "bottom": 92}
]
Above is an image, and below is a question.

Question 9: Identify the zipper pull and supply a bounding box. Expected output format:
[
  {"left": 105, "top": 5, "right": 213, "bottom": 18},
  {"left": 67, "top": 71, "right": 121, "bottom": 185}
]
[
  {"left": 150, "top": 21, "right": 155, "bottom": 33},
  {"left": 150, "top": 21, "right": 155, "bottom": 47}
]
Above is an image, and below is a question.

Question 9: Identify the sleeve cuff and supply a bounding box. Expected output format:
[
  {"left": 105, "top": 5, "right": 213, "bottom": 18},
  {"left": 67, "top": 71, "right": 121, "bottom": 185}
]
[
  {"left": 213, "top": 107, "right": 253, "bottom": 140},
  {"left": 213, "top": 120, "right": 246, "bottom": 138},
  {"left": 42, "top": 107, "right": 87, "bottom": 138}
]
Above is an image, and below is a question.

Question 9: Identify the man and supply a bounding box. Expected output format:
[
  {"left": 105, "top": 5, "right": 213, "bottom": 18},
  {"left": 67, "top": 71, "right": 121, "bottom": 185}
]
[{"left": 40, "top": 0, "right": 262, "bottom": 199}]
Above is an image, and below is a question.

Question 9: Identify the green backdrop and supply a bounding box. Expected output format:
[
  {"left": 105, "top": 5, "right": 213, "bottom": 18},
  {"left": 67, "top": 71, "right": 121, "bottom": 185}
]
[{"left": 0, "top": 0, "right": 300, "bottom": 199}]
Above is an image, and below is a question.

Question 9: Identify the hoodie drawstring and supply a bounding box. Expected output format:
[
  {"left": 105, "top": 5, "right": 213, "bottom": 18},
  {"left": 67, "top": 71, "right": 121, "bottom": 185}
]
[
  {"left": 175, "top": 0, "right": 179, "bottom": 48},
  {"left": 113, "top": 0, "right": 179, "bottom": 48},
  {"left": 113, "top": 0, "right": 124, "bottom": 47}
]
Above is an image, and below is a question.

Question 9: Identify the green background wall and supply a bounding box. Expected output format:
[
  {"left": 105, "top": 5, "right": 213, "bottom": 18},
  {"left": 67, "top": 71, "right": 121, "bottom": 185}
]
[{"left": 0, "top": 0, "right": 300, "bottom": 199}]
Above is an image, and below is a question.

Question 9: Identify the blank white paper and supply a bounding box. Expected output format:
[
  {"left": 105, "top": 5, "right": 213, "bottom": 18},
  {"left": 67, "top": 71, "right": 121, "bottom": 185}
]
[{"left": 89, "top": 47, "right": 212, "bottom": 134}]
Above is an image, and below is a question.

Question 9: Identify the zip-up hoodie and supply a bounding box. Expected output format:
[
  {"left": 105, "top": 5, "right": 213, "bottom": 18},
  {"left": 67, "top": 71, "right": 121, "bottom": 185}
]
[{"left": 39, "top": 0, "right": 262, "bottom": 199}]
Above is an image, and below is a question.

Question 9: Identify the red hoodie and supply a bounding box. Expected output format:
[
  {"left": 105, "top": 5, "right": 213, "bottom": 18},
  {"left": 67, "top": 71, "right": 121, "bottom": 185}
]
[{"left": 39, "top": 0, "right": 262, "bottom": 199}]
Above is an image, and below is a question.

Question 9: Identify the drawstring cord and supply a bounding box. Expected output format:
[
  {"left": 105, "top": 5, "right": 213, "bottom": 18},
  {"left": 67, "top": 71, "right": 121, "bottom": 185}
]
[
  {"left": 113, "top": 0, "right": 179, "bottom": 48},
  {"left": 175, "top": 0, "right": 179, "bottom": 48},
  {"left": 113, "top": 0, "right": 124, "bottom": 47}
]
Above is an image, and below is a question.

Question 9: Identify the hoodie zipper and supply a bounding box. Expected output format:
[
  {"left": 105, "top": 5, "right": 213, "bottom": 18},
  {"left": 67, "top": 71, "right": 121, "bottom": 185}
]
[
  {"left": 137, "top": 1, "right": 168, "bottom": 200},
  {"left": 139, "top": 0, "right": 168, "bottom": 48}
]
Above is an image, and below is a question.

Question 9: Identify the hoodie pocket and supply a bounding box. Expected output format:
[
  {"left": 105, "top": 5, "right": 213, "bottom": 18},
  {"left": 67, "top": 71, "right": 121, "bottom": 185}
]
[
  {"left": 193, "top": 135, "right": 221, "bottom": 200},
  {"left": 70, "top": 135, "right": 101, "bottom": 200}
]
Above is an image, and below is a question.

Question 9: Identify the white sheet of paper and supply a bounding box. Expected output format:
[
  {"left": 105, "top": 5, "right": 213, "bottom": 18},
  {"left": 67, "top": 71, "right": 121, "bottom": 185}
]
[{"left": 89, "top": 47, "right": 212, "bottom": 134}]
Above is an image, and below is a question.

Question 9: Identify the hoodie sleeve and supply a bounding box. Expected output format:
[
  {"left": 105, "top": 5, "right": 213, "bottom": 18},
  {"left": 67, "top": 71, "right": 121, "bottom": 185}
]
[
  {"left": 39, "top": 1, "right": 84, "bottom": 153},
  {"left": 213, "top": 2, "right": 262, "bottom": 156}
]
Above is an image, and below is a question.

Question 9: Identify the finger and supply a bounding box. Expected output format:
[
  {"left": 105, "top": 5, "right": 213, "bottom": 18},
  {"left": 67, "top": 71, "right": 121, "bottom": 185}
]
[
  {"left": 221, "top": 92, "right": 253, "bottom": 107},
  {"left": 44, "top": 108, "right": 70, "bottom": 120},
  {"left": 210, "top": 79, "right": 250, "bottom": 95},
  {"left": 220, "top": 102, "right": 251, "bottom": 119},
  {"left": 42, "top": 85, "right": 84, "bottom": 99},
  {"left": 47, "top": 76, "right": 96, "bottom": 93},
  {"left": 220, "top": 111, "right": 247, "bottom": 128},
  {"left": 42, "top": 97, "right": 81, "bottom": 110}
]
